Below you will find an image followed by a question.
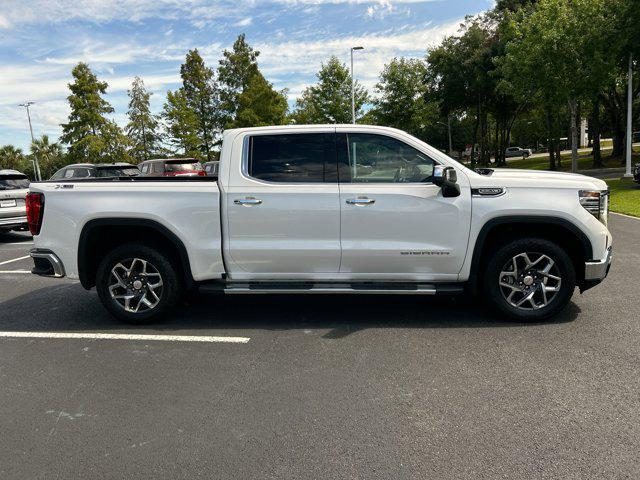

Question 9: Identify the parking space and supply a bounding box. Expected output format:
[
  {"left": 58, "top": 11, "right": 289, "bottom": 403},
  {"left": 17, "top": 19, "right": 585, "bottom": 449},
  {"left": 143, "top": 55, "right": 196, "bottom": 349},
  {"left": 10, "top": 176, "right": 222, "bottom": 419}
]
[
  {"left": 0, "top": 215, "right": 638, "bottom": 479},
  {"left": 0, "top": 231, "right": 33, "bottom": 271}
]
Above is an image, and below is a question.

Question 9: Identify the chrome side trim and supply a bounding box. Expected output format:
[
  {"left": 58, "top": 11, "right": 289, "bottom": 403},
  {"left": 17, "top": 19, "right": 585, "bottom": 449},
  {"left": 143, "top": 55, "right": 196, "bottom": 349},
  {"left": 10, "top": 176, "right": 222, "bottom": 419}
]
[
  {"left": 223, "top": 284, "right": 437, "bottom": 295},
  {"left": 30, "top": 249, "right": 66, "bottom": 278},
  {"left": 584, "top": 247, "right": 612, "bottom": 281}
]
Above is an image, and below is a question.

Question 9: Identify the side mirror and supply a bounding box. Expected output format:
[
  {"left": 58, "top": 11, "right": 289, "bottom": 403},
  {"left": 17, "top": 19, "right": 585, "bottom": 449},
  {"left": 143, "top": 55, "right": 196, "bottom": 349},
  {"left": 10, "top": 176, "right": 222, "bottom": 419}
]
[{"left": 433, "top": 166, "right": 460, "bottom": 198}]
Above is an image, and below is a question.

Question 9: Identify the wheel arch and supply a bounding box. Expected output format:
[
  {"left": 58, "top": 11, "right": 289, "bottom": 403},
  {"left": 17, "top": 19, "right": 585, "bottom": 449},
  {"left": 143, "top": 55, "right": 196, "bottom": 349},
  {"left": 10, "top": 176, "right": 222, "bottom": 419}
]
[
  {"left": 468, "top": 216, "right": 593, "bottom": 295},
  {"left": 78, "top": 218, "right": 194, "bottom": 290}
]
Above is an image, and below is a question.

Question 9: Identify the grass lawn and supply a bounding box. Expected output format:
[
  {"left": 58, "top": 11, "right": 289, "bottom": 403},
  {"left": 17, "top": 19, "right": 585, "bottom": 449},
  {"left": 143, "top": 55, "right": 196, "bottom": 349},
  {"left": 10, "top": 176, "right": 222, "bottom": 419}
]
[
  {"left": 461, "top": 147, "right": 639, "bottom": 172},
  {"left": 606, "top": 178, "right": 640, "bottom": 217},
  {"left": 501, "top": 147, "right": 640, "bottom": 172}
]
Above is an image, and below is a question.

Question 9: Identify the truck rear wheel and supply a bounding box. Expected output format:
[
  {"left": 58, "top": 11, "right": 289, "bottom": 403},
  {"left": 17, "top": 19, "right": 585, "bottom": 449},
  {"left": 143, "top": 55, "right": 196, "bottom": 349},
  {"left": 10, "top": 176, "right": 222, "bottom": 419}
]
[
  {"left": 484, "top": 238, "right": 576, "bottom": 321},
  {"left": 96, "top": 244, "right": 182, "bottom": 324}
]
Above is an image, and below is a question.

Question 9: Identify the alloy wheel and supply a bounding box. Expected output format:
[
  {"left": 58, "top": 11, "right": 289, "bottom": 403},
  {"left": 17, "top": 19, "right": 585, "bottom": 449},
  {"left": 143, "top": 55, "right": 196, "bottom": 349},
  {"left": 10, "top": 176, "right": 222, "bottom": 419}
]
[
  {"left": 498, "top": 252, "right": 562, "bottom": 310},
  {"left": 108, "top": 258, "right": 164, "bottom": 313}
]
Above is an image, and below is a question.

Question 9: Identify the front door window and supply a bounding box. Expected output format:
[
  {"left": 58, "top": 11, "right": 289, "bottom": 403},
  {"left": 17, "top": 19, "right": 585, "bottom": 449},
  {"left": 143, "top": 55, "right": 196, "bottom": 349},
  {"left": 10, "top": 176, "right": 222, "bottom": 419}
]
[{"left": 345, "top": 133, "right": 435, "bottom": 183}]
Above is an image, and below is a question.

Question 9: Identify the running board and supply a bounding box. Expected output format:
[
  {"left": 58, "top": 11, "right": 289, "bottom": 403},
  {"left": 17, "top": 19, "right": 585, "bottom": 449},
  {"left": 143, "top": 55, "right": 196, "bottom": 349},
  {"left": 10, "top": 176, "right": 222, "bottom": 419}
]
[{"left": 199, "top": 282, "right": 465, "bottom": 295}]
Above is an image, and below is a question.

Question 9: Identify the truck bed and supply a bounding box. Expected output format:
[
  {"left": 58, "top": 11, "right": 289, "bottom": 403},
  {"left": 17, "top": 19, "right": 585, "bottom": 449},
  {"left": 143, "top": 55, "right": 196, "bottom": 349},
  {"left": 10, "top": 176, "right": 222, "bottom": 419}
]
[{"left": 28, "top": 178, "right": 224, "bottom": 282}]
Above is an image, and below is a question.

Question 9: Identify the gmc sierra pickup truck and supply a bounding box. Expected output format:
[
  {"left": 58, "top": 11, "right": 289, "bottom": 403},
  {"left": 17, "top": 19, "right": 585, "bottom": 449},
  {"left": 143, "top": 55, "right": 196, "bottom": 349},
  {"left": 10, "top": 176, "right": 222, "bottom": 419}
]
[{"left": 27, "top": 125, "right": 612, "bottom": 323}]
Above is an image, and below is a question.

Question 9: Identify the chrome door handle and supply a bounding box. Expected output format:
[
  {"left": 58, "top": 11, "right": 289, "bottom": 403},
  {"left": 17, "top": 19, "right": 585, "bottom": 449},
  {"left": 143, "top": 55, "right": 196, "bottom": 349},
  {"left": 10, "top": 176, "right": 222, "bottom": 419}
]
[
  {"left": 234, "top": 197, "right": 262, "bottom": 206},
  {"left": 346, "top": 198, "right": 375, "bottom": 206}
]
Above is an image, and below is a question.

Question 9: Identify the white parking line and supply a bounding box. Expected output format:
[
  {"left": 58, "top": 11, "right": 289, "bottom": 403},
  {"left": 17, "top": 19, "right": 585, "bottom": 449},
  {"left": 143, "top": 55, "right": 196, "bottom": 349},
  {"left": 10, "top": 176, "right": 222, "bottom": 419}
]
[
  {"left": 0, "top": 270, "right": 31, "bottom": 274},
  {"left": 0, "top": 255, "right": 30, "bottom": 266},
  {"left": 0, "top": 331, "right": 250, "bottom": 343},
  {"left": 4, "top": 242, "right": 34, "bottom": 245}
]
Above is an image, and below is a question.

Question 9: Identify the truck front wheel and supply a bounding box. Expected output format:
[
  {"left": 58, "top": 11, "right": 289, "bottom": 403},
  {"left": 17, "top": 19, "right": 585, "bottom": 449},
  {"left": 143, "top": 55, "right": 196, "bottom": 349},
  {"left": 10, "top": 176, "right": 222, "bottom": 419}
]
[
  {"left": 484, "top": 238, "right": 576, "bottom": 321},
  {"left": 96, "top": 244, "right": 182, "bottom": 324}
]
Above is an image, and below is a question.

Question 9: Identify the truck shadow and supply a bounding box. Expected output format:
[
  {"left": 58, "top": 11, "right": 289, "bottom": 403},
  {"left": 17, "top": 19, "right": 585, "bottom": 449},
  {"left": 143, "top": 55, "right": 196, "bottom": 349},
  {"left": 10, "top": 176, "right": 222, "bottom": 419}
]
[
  {"left": 0, "top": 282, "right": 579, "bottom": 337},
  {"left": 0, "top": 231, "right": 32, "bottom": 243}
]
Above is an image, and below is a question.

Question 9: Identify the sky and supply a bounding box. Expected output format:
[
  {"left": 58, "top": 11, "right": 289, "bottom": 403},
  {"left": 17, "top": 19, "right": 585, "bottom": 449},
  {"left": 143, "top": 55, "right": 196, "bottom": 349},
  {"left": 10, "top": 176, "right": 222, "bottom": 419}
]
[{"left": 0, "top": 0, "right": 492, "bottom": 150}]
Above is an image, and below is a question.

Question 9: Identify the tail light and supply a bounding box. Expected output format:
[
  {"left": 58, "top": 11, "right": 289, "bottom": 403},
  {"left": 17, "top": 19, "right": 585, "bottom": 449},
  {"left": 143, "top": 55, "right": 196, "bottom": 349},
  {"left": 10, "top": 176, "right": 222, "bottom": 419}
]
[{"left": 26, "top": 192, "right": 45, "bottom": 235}]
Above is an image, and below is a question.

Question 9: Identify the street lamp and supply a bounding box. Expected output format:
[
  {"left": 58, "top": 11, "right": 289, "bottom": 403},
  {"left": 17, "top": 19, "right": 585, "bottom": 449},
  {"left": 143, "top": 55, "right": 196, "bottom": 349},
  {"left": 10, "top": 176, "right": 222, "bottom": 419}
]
[
  {"left": 18, "top": 101, "right": 42, "bottom": 181},
  {"left": 624, "top": 53, "right": 633, "bottom": 178},
  {"left": 437, "top": 117, "right": 453, "bottom": 154},
  {"left": 350, "top": 46, "right": 364, "bottom": 124}
]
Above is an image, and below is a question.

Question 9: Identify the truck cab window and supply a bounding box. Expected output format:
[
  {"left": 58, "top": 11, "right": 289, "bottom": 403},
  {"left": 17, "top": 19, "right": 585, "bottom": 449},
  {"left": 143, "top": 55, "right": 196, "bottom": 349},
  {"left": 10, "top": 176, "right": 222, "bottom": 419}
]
[
  {"left": 248, "top": 133, "right": 335, "bottom": 183},
  {"left": 345, "top": 133, "right": 435, "bottom": 183}
]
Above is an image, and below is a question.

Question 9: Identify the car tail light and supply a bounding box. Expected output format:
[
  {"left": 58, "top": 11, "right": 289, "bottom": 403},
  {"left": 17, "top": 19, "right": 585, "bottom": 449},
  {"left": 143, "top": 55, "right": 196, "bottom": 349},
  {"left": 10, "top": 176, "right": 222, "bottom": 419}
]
[{"left": 26, "top": 192, "right": 45, "bottom": 235}]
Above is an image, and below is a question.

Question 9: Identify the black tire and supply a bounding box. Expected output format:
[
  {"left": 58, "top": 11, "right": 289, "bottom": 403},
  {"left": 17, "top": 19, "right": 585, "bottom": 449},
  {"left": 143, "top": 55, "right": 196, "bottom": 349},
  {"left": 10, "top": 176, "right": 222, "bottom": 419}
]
[
  {"left": 484, "top": 237, "right": 576, "bottom": 321},
  {"left": 96, "top": 243, "right": 183, "bottom": 324}
]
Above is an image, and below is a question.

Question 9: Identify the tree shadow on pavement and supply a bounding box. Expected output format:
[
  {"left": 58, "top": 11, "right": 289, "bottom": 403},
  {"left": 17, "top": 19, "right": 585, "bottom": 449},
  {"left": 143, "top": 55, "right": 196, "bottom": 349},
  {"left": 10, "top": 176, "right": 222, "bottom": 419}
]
[{"left": 0, "top": 282, "right": 580, "bottom": 338}]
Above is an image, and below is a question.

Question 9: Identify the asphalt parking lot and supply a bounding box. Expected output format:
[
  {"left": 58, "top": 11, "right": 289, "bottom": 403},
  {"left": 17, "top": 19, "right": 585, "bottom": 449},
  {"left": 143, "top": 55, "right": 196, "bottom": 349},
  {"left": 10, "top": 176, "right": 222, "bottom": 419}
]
[{"left": 0, "top": 214, "right": 638, "bottom": 479}]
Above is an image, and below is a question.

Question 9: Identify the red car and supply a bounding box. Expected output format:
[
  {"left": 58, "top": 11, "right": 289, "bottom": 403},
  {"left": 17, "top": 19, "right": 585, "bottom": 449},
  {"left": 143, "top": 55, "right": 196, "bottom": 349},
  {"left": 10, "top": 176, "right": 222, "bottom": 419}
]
[{"left": 139, "top": 158, "right": 206, "bottom": 177}]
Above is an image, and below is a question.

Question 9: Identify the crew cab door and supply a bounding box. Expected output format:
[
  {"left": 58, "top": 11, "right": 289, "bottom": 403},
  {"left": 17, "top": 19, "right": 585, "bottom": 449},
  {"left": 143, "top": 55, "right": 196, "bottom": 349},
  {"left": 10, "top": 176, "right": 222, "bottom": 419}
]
[
  {"left": 223, "top": 129, "right": 341, "bottom": 279},
  {"left": 337, "top": 130, "right": 471, "bottom": 281}
]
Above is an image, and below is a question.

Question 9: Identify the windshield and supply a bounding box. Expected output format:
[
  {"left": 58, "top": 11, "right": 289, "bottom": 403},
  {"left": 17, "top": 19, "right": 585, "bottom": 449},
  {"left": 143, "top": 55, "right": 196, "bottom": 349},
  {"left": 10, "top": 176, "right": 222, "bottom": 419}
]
[
  {"left": 165, "top": 162, "right": 203, "bottom": 172},
  {"left": 96, "top": 168, "right": 140, "bottom": 178},
  {"left": 0, "top": 175, "right": 30, "bottom": 190}
]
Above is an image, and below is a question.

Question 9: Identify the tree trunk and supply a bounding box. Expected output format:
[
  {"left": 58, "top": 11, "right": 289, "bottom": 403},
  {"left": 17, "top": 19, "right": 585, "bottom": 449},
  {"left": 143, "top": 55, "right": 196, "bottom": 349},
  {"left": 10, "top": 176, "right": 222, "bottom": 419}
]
[
  {"left": 591, "top": 96, "right": 602, "bottom": 168},
  {"left": 494, "top": 120, "right": 499, "bottom": 165},
  {"left": 546, "top": 109, "right": 556, "bottom": 171},
  {"left": 569, "top": 99, "right": 579, "bottom": 172},
  {"left": 471, "top": 103, "right": 480, "bottom": 170}
]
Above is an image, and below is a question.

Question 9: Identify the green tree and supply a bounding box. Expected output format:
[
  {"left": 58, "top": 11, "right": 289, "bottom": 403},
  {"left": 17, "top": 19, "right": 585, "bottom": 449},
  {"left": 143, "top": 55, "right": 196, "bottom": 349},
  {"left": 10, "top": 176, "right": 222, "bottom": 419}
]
[
  {"left": 218, "top": 34, "right": 260, "bottom": 127},
  {"left": 30, "top": 135, "right": 66, "bottom": 179},
  {"left": 0, "top": 145, "right": 28, "bottom": 172},
  {"left": 427, "top": 18, "right": 497, "bottom": 166},
  {"left": 126, "top": 76, "right": 161, "bottom": 162},
  {"left": 162, "top": 89, "right": 201, "bottom": 158},
  {"left": 179, "top": 49, "right": 219, "bottom": 160},
  {"left": 501, "top": 0, "right": 618, "bottom": 171},
  {"left": 292, "top": 56, "right": 368, "bottom": 124},
  {"left": 232, "top": 72, "right": 288, "bottom": 128},
  {"left": 60, "top": 63, "right": 129, "bottom": 163},
  {"left": 495, "top": 0, "right": 537, "bottom": 12},
  {"left": 369, "top": 57, "right": 443, "bottom": 141}
]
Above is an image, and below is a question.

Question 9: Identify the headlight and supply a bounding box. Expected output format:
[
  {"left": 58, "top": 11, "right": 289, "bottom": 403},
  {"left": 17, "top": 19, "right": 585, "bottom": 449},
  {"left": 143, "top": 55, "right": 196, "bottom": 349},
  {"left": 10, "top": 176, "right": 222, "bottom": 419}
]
[{"left": 579, "top": 190, "right": 609, "bottom": 225}]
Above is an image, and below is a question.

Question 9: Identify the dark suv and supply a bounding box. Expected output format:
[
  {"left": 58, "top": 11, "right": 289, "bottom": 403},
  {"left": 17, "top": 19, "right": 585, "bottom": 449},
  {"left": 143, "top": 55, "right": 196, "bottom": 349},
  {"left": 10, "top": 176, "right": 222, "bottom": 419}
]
[
  {"left": 139, "top": 158, "right": 205, "bottom": 177},
  {"left": 50, "top": 163, "right": 140, "bottom": 180}
]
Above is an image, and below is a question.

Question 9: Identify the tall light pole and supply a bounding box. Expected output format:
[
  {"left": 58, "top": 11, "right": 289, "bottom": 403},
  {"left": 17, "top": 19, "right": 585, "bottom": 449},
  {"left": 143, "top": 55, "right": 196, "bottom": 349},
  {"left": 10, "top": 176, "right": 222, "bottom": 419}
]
[
  {"left": 18, "top": 101, "right": 42, "bottom": 181},
  {"left": 437, "top": 117, "right": 453, "bottom": 154},
  {"left": 624, "top": 53, "right": 634, "bottom": 178},
  {"left": 350, "top": 46, "right": 364, "bottom": 124}
]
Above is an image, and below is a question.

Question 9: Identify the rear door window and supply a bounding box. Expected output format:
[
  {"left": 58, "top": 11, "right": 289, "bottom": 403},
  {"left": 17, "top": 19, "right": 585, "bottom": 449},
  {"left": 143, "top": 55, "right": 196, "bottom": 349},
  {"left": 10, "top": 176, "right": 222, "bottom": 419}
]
[
  {"left": 165, "top": 161, "right": 203, "bottom": 172},
  {"left": 50, "top": 169, "right": 65, "bottom": 180},
  {"left": 72, "top": 168, "right": 91, "bottom": 178},
  {"left": 247, "top": 133, "right": 336, "bottom": 183},
  {"left": 0, "top": 175, "right": 29, "bottom": 190}
]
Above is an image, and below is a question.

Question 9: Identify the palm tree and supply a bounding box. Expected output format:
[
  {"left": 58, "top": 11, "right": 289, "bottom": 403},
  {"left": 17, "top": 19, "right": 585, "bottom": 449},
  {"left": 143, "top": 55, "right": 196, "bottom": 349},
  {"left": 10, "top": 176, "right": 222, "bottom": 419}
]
[
  {"left": 31, "top": 135, "right": 66, "bottom": 179},
  {"left": 0, "top": 145, "right": 28, "bottom": 171}
]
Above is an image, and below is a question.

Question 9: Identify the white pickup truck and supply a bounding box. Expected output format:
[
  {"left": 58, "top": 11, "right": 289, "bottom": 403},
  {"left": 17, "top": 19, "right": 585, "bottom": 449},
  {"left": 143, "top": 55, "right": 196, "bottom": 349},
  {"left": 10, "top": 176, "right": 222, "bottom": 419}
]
[{"left": 27, "top": 125, "right": 612, "bottom": 323}]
